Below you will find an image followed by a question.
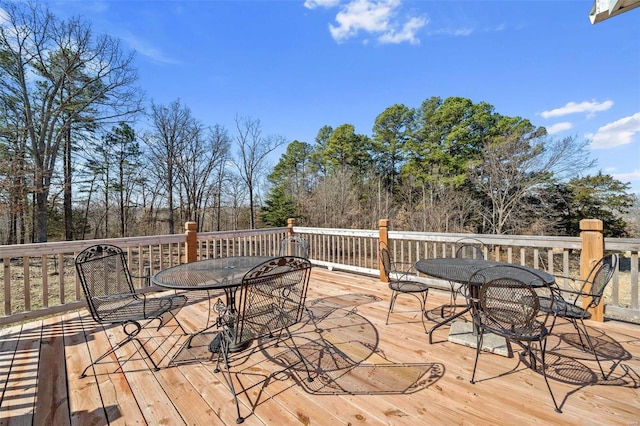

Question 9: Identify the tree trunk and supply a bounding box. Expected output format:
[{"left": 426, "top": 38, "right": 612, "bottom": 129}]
[
  {"left": 35, "top": 190, "right": 48, "bottom": 243},
  {"left": 63, "top": 126, "right": 73, "bottom": 240}
]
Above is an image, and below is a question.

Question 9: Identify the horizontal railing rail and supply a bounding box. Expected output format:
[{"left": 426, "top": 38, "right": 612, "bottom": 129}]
[
  {"left": 295, "top": 226, "right": 640, "bottom": 323},
  {"left": 0, "top": 228, "right": 287, "bottom": 326},
  {"left": 1, "top": 220, "right": 639, "bottom": 326},
  {"left": 195, "top": 227, "right": 288, "bottom": 259}
]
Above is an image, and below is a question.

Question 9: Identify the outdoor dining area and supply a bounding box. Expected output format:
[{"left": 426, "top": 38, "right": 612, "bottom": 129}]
[{"left": 1, "top": 225, "right": 639, "bottom": 425}]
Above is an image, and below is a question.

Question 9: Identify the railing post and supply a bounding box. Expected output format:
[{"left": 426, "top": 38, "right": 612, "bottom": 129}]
[
  {"left": 185, "top": 221, "right": 198, "bottom": 263},
  {"left": 379, "top": 219, "right": 389, "bottom": 282},
  {"left": 580, "top": 219, "right": 604, "bottom": 321},
  {"left": 287, "top": 218, "right": 296, "bottom": 236}
]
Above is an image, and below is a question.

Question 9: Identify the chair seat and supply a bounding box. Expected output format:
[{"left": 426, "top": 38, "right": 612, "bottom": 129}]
[
  {"left": 388, "top": 280, "right": 429, "bottom": 293},
  {"left": 75, "top": 244, "right": 188, "bottom": 378},
  {"left": 214, "top": 256, "right": 313, "bottom": 423},
  {"left": 538, "top": 296, "right": 591, "bottom": 320},
  {"left": 94, "top": 294, "right": 187, "bottom": 323},
  {"left": 479, "top": 315, "right": 549, "bottom": 341}
]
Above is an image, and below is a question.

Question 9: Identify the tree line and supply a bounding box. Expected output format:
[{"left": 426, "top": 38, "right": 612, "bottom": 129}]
[
  {"left": 262, "top": 99, "right": 637, "bottom": 237},
  {"left": 0, "top": 1, "right": 288, "bottom": 243},
  {"left": 0, "top": 1, "right": 636, "bottom": 245}
]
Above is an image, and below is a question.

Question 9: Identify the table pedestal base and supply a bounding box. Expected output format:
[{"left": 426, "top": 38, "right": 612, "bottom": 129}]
[
  {"left": 447, "top": 321, "right": 511, "bottom": 357},
  {"left": 208, "top": 334, "right": 253, "bottom": 354}
]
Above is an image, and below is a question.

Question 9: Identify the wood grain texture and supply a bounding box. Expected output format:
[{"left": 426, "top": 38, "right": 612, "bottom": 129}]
[{"left": 1, "top": 267, "right": 639, "bottom": 425}]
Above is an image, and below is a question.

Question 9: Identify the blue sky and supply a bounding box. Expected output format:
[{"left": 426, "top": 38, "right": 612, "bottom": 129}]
[{"left": 46, "top": 0, "right": 640, "bottom": 194}]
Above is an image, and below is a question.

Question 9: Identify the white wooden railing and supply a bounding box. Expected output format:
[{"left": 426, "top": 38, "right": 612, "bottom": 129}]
[
  {"left": 1, "top": 221, "right": 638, "bottom": 326},
  {"left": 295, "top": 226, "right": 639, "bottom": 322}
]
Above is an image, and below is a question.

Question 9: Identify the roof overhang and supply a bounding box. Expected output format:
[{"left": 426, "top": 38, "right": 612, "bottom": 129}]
[{"left": 590, "top": 0, "right": 640, "bottom": 23}]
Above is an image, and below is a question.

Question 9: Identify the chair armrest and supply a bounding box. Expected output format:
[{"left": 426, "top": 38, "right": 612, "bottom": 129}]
[
  {"left": 391, "top": 261, "right": 419, "bottom": 277},
  {"left": 92, "top": 292, "right": 141, "bottom": 303},
  {"left": 550, "top": 277, "right": 593, "bottom": 307},
  {"left": 553, "top": 275, "right": 591, "bottom": 293},
  {"left": 130, "top": 272, "right": 151, "bottom": 286}
]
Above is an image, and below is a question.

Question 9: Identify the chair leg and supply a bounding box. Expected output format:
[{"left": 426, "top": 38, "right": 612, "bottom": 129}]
[
  {"left": 569, "top": 318, "right": 588, "bottom": 349},
  {"left": 387, "top": 290, "right": 429, "bottom": 333},
  {"left": 470, "top": 326, "right": 484, "bottom": 384},
  {"left": 577, "top": 319, "right": 608, "bottom": 379},
  {"left": 386, "top": 291, "right": 398, "bottom": 325},
  {"left": 539, "top": 338, "right": 561, "bottom": 413},
  {"left": 419, "top": 291, "right": 428, "bottom": 333},
  {"left": 283, "top": 327, "right": 314, "bottom": 383},
  {"left": 440, "top": 283, "right": 466, "bottom": 317},
  {"left": 80, "top": 333, "right": 134, "bottom": 378},
  {"left": 215, "top": 340, "right": 245, "bottom": 424},
  {"left": 79, "top": 320, "right": 162, "bottom": 378}
]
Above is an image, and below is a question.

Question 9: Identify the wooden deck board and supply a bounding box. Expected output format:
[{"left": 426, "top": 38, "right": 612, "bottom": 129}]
[
  {"left": 3, "top": 321, "right": 40, "bottom": 426},
  {"left": 34, "top": 316, "right": 70, "bottom": 426},
  {"left": 81, "top": 312, "right": 147, "bottom": 426},
  {"left": 63, "top": 312, "right": 109, "bottom": 426},
  {"left": 1, "top": 267, "right": 640, "bottom": 425}
]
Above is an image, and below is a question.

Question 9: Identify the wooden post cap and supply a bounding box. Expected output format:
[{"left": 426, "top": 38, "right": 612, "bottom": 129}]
[
  {"left": 185, "top": 221, "right": 197, "bottom": 231},
  {"left": 580, "top": 219, "right": 603, "bottom": 231}
]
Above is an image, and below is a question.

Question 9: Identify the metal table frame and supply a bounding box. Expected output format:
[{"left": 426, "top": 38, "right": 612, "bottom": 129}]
[
  {"left": 414, "top": 258, "right": 555, "bottom": 344},
  {"left": 152, "top": 256, "right": 274, "bottom": 352}
]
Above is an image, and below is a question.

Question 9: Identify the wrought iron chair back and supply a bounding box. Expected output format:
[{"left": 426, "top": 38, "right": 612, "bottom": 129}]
[
  {"left": 75, "top": 244, "right": 186, "bottom": 378},
  {"left": 214, "top": 256, "right": 313, "bottom": 423},
  {"left": 379, "top": 241, "right": 430, "bottom": 332},
  {"left": 77, "top": 244, "right": 140, "bottom": 322},
  {"left": 440, "top": 237, "right": 486, "bottom": 318},
  {"left": 468, "top": 265, "right": 561, "bottom": 413},
  {"left": 542, "top": 253, "right": 619, "bottom": 379},
  {"left": 280, "top": 235, "right": 309, "bottom": 258},
  {"left": 454, "top": 237, "right": 485, "bottom": 260},
  {"left": 578, "top": 253, "right": 618, "bottom": 309},
  {"left": 234, "top": 256, "right": 311, "bottom": 345}
]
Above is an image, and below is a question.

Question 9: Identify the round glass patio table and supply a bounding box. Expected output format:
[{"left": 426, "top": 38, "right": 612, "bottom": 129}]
[{"left": 152, "top": 256, "right": 274, "bottom": 352}]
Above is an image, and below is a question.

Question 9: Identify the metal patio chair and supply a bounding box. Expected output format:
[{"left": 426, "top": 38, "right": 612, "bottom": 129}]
[
  {"left": 280, "top": 235, "right": 309, "bottom": 258},
  {"left": 213, "top": 256, "right": 314, "bottom": 424},
  {"left": 379, "top": 242, "right": 430, "bottom": 332},
  {"left": 75, "top": 244, "right": 187, "bottom": 378},
  {"left": 468, "top": 264, "right": 561, "bottom": 413},
  {"left": 539, "top": 253, "right": 619, "bottom": 379}
]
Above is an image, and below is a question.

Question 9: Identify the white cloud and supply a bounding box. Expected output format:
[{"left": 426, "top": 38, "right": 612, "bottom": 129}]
[
  {"left": 587, "top": 112, "right": 640, "bottom": 149},
  {"left": 330, "top": 0, "right": 398, "bottom": 42},
  {"left": 121, "top": 32, "right": 179, "bottom": 65},
  {"left": 546, "top": 122, "right": 573, "bottom": 134},
  {"left": 612, "top": 169, "right": 640, "bottom": 183},
  {"left": 378, "top": 16, "right": 428, "bottom": 45},
  {"left": 326, "top": 0, "right": 427, "bottom": 44},
  {"left": 304, "top": 0, "right": 341, "bottom": 9},
  {"left": 0, "top": 8, "right": 8, "bottom": 25},
  {"left": 540, "top": 100, "right": 614, "bottom": 119},
  {"left": 427, "top": 27, "right": 473, "bottom": 36}
]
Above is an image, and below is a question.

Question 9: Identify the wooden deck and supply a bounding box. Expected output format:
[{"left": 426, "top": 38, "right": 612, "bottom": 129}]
[{"left": 1, "top": 268, "right": 639, "bottom": 425}]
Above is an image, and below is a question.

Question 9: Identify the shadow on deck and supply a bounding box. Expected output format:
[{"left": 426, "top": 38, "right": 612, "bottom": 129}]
[{"left": 1, "top": 268, "right": 639, "bottom": 425}]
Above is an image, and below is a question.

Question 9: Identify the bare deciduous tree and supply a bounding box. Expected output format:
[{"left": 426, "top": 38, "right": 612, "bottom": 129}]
[
  {"left": 470, "top": 134, "right": 594, "bottom": 234},
  {"left": 145, "top": 100, "right": 196, "bottom": 234},
  {"left": 175, "top": 124, "right": 230, "bottom": 229},
  {"left": 233, "top": 116, "right": 285, "bottom": 229},
  {"left": 0, "top": 1, "right": 143, "bottom": 241}
]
